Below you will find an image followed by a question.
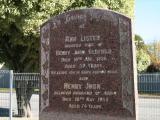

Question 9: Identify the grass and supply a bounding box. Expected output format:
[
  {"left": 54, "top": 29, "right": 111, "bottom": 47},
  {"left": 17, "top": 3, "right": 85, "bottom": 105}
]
[
  {"left": 0, "top": 88, "right": 15, "bottom": 93},
  {"left": 139, "top": 92, "right": 160, "bottom": 96},
  {"left": 0, "top": 88, "right": 39, "bottom": 93}
]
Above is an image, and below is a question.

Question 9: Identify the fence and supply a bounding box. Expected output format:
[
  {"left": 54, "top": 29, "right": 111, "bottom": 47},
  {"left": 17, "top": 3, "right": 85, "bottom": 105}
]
[
  {"left": 1, "top": 72, "right": 160, "bottom": 120},
  {"left": 138, "top": 74, "right": 160, "bottom": 93},
  {"left": 0, "top": 70, "right": 13, "bottom": 120},
  {"left": 138, "top": 74, "right": 160, "bottom": 120},
  {"left": 13, "top": 73, "right": 39, "bottom": 118},
  {"left": 0, "top": 71, "right": 39, "bottom": 120}
]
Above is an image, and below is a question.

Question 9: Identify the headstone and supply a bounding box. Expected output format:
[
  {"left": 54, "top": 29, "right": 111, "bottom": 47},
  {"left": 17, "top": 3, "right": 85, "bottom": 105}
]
[{"left": 40, "top": 9, "right": 137, "bottom": 120}]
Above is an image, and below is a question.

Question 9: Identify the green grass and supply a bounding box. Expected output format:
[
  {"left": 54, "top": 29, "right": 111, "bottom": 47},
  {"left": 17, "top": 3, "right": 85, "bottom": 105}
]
[
  {"left": 0, "top": 88, "right": 39, "bottom": 94},
  {"left": 139, "top": 92, "right": 160, "bottom": 97},
  {"left": 0, "top": 88, "right": 15, "bottom": 92}
]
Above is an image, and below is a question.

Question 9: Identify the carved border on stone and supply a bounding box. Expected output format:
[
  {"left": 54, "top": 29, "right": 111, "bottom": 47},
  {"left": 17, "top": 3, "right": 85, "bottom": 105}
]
[
  {"left": 119, "top": 17, "right": 134, "bottom": 116},
  {"left": 41, "top": 23, "right": 50, "bottom": 112}
]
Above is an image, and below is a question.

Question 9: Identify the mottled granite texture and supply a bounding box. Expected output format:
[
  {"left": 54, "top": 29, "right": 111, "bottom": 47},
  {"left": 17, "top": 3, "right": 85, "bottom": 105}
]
[{"left": 40, "top": 9, "right": 137, "bottom": 120}]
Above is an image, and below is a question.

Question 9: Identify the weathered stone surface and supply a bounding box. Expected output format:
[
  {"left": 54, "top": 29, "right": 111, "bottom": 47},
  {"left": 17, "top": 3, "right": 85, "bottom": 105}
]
[{"left": 40, "top": 9, "right": 137, "bottom": 120}]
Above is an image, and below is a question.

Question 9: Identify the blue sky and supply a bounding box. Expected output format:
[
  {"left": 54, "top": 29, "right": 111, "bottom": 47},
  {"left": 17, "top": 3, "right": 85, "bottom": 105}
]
[{"left": 135, "top": 0, "right": 160, "bottom": 44}]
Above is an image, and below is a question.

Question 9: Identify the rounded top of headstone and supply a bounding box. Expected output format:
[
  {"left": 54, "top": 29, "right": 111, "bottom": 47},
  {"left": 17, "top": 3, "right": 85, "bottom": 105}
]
[{"left": 41, "top": 8, "right": 131, "bottom": 28}]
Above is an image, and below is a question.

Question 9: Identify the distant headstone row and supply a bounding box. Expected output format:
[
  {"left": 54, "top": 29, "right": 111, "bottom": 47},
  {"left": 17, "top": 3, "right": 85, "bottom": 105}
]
[{"left": 40, "top": 9, "right": 137, "bottom": 120}]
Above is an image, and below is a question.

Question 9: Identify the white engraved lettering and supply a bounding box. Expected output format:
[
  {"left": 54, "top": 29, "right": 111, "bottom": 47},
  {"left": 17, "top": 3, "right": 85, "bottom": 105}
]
[
  {"left": 65, "top": 36, "right": 77, "bottom": 42},
  {"left": 64, "top": 64, "right": 76, "bottom": 69},
  {"left": 56, "top": 50, "right": 70, "bottom": 56},
  {"left": 88, "top": 49, "right": 111, "bottom": 55},
  {"left": 65, "top": 14, "right": 86, "bottom": 24},
  {"left": 64, "top": 83, "right": 82, "bottom": 90},
  {"left": 86, "top": 83, "right": 101, "bottom": 90},
  {"left": 81, "top": 35, "right": 100, "bottom": 42}
]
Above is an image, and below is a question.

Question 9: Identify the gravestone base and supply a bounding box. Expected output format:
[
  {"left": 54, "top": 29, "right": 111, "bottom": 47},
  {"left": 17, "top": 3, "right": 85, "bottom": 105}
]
[{"left": 40, "top": 112, "right": 135, "bottom": 120}]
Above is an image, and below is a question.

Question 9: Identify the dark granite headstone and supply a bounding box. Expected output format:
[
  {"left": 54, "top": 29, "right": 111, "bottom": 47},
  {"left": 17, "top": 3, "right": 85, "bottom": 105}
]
[{"left": 40, "top": 9, "right": 137, "bottom": 120}]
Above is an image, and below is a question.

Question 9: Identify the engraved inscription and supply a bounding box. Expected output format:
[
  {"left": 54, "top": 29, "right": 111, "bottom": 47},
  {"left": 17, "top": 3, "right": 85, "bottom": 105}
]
[
  {"left": 65, "top": 14, "right": 87, "bottom": 24},
  {"left": 50, "top": 32, "right": 119, "bottom": 111}
]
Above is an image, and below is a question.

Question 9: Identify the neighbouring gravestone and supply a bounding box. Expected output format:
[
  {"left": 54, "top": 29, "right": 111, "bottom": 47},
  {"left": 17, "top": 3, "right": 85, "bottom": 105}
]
[{"left": 40, "top": 9, "right": 138, "bottom": 120}]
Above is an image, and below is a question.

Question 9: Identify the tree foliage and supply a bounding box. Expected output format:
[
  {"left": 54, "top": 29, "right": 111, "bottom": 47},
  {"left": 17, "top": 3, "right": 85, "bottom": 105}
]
[
  {"left": 0, "top": 0, "right": 134, "bottom": 72},
  {"left": 135, "top": 34, "right": 151, "bottom": 73},
  {"left": 147, "top": 40, "right": 160, "bottom": 63},
  {"left": 146, "top": 62, "right": 160, "bottom": 73},
  {"left": 145, "top": 40, "right": 160, "bottom": 73},
  {"left": 136, "top": 49, "right": 150, "bottom": 72}
]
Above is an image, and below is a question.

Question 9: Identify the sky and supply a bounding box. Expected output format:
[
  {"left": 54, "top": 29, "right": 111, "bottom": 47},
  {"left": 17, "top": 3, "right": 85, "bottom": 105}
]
[{"left": 135, "top": 0, "right": 160, "bottom": 44}]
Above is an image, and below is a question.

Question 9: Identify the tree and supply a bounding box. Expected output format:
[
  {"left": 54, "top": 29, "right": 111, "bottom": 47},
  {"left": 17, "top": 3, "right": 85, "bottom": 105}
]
[
  {"left": 147, "top": 40, "right": 160, "bottom": 63},
  {"left": 0, "top": 0, "right": 134, "bottom": 117},
  {"left": 135, "top": 34, "right": 151, "bottom": 73},
  {"left": 145, "top": 40, "right": 160, "bottom": 73},
  {"left": 136, "top": 49, "right": 151, "bottom": 72},
  {"left": 0, "top": 0, "right": 40, "bottom": 72},
  {"left": 146, "top": 63, "right": 160, "bottom": 73}
]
